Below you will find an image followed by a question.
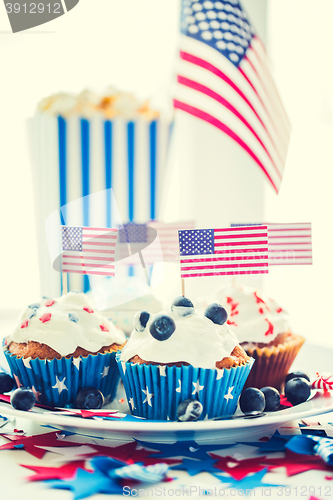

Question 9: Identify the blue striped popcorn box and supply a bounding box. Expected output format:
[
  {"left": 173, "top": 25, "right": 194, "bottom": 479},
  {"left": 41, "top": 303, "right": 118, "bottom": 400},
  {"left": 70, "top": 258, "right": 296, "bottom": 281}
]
[{"left": 28, "top": 113, "right": 172, "bottom": 297}]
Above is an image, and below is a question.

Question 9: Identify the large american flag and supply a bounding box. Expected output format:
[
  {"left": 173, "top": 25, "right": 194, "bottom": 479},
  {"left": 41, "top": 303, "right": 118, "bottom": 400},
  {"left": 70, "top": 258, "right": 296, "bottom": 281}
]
[
  {"left": 174, "top": 0, "right": 290, "bottom": 193},
  {"left": 178, "top": 225, "right": 269, "bottom": 278},
  {"left": 60, "top": 226, "right": 118, "bottom": 276},
  {"left": 231, "top": 222, "right": 313, "bottom": 265}
]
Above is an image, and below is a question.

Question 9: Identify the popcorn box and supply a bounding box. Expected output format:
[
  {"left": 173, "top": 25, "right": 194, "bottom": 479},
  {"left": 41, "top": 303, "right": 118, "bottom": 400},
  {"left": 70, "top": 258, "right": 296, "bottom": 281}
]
[{"left": 28, "top": 112, "right": 172, "bottom": 298}]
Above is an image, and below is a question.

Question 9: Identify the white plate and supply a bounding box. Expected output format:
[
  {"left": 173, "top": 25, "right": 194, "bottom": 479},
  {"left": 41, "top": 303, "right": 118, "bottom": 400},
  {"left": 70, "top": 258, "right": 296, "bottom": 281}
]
[{"left": 0, "top": 343, "right": 332, "bottom": 443}]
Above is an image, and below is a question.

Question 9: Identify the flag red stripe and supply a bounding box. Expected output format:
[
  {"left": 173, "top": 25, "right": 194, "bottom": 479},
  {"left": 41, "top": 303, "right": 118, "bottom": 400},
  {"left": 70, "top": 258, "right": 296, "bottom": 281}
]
[
  {"left": 82, "top": 227, "right": 118, "bottom": 232},
  {"left": 214, "top": 232, "right": 269, "bottom": 239},
  {"left": 181, "top": 262, "right": 268, "bottom": 271},
  {"left": 63, "top": 255, "right": 114, "bottom": 261},
  {"left": 81, "top": 249, "right": 115, "bottom": 254},
  {"left": 269, "top": 242, "right": 312, "bottom": 246},
  {"left": 180, "top": 255, "right": 268, "bottom": 263},
  {"left": 62, "top": 262, "right": 115, "bottom": 269},
  {"left": 173, "top": 99, "right": 278, "bottom": 193},
  {"left": 178, "top": 75, "right": 282, "bottom": 176},
  {"left": 62, "top": 270, "right": 115, "bottom": 276},
  {"left": 83, "top": 242, "right": 116, "bottom": 247},
  {"left": 181, "top": 270, "right": 269, "bottom": 278},
  {"left": 214, "top": 241, "right": 268, "bottom": 247},
  {"left": 179, "top": 51, "right": 267, "bottom": 131},
  {"left": 83, "top": 234, "right": 117, "bottom": 240}
]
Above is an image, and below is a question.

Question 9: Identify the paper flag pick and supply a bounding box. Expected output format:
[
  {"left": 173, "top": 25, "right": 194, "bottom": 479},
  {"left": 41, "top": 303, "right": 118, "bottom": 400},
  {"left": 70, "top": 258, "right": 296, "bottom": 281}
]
[
  {"left": 261, "top": 449, "right": 333, "bottom": 477},
  {"left": 135, "top": 439, "right": 234, "bottom": 460},
  {"left": 209, "top": 454, "right": 273, "bottom": 480},
  {"left": 214, "top": 468, "right": 283, "bottom": 490},
  {"left": 20, "top": 461, "right": 87, "bottom": 481},
  {"left": 47, "top": 468, "right": 123, "bottom": 500},
  {"left": 286, "top": 435, "right": 333, "bottom": 465},
  {"left": 0, "top": 431, "right": 78, "bottom": 459},
  {"left": 170, "top": 457, "right": 219, "bottom": 476}
]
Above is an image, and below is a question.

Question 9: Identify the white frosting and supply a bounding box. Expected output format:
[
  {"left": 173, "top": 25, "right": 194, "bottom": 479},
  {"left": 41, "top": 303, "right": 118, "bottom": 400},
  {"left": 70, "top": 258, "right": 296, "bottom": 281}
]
[
  {"left": 7, "top": 292, "right": 126, "bottom": 357},
  {"left": 120, "top": 308, "right": 239, "bottom": 369},
  {"left": 215, "top": 285, "right": 291, "bottom": 345},
  {"left": 89, "top": 277, "right": 163, "bottom": 335}
]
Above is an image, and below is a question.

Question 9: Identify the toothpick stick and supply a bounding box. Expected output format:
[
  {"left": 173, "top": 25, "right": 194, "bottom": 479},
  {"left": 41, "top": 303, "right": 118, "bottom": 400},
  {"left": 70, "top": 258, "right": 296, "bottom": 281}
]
[
  {"left": 139, "top": 251, "right": 150, "bottom": 286},
  {"left": 181, "top": 278, "right": 185, "bottom": 297},
  {"left": 62, "top": 272, "right": 68, "bottom": 295}
]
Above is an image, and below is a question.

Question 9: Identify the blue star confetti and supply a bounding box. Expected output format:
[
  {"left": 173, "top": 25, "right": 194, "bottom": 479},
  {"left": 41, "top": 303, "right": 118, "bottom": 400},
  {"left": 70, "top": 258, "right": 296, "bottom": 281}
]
[
  {"left": 135, "top": 439, "right": 234, "bottom": 460},
  {"left": 170, "top": 457, "right": 219, "bottom": 476}
]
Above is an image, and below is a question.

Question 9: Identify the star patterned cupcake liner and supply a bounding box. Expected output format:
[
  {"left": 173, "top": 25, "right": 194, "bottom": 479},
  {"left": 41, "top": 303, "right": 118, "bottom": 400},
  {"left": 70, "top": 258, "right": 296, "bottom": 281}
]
[
  {"left": 116, "top": 353, "right": 255, "bottom": 421},
  {"left": 3, "top": 342, "right": 120, "bottom": 408}
]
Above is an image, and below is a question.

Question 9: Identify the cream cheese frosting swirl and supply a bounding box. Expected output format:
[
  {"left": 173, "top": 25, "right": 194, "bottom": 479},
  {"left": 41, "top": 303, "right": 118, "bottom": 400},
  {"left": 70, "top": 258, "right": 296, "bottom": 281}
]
[
  {"left": 120, "top": 308, "right": 239, "bottom": 369},
  {"left": 215, "top": 285, "right": 291, "bottom": 345},
  {"left": 7, "top": 292, "right": 126, "bottom": 357}
]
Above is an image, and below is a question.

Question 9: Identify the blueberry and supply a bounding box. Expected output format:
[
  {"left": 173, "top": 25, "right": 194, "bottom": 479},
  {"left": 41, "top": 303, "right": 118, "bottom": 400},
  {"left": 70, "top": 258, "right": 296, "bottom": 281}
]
[
  {"left": 261, "top": 386, "right": 280, "bottom": 411},
  {"left": 284, "top": 377, "right": 311, "bottom": 406},
  {"left": 177, "top": 398, "right": 203, "bottom": 421},
  {"left": 239, "top": 387, "right": 265, "bottom": 414},
  {"left": 11, "top": 388, "right": 36, "bottom": 411},
  {"left": 285, "top": 371, "right": 310, "bottom": 385},
  {"left": 0, "top": 372, "right": 14, "bottom": 394},
  {"left": 171, "top": 296, "right": 194, "bottom": 317},
  {"left": 149, "top": 315, "right": 176, "bottom": 341},
  {"left": 75, "top": 387, "right": 104, "bottom": 409},
  {"left": 133, "top": 311, "right": 150, "bottom": 332},
  {"left": 204, "top": 303, "right": 228, "bottom": 325}
]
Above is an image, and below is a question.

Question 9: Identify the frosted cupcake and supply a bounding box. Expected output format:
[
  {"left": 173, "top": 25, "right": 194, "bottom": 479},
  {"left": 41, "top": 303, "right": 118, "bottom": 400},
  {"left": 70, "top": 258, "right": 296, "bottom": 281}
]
[
  {"left": 3, "top": 292, "right": 126, "bottom": 407},
  {"left": 117, "top": 297, "right": 254, "bottom": 420},
  {"left": 215, "top": 285, "right": 305, "bottom": 391}
]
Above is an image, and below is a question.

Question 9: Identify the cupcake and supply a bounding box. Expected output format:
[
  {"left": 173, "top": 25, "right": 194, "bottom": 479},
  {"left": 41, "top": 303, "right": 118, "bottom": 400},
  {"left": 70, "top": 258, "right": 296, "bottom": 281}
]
[
  {"left": 215, "top": 285, "right": 305, "bottom": 391},
  {"left": 117, "top": 297, "right": 254, "bottom": 421},
  {"left": 3, "top": 292, "right": 126, "bottom": 407}
]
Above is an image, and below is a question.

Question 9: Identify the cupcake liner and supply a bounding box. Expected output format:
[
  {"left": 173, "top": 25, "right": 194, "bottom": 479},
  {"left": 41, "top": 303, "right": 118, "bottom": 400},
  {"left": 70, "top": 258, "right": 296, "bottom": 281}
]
[
  {"left": 4, "top": 345, "right": 121, "bottom": 408},
  {"left": 116, "top": 354, "right": 254, "bottom": 421},
  {"left": 243, "top": 334, "right": 305, "bottom": 392}
]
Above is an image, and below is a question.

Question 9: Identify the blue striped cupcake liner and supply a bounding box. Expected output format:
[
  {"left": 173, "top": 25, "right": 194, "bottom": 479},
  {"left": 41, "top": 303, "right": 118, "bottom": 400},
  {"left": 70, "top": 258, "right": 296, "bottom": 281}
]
[
  {"left": 3, "top": 344, "right": 121, "bottom": 408},
  {"left": 116, "top": 353, "right": 254, "bottom": 421}
]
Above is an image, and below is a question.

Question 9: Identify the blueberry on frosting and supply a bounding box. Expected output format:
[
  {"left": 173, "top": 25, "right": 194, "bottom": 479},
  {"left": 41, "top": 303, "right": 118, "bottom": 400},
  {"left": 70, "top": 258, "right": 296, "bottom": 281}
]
[
  {"left": 149, "top": 314, "right": 176, "bottom": 341},
  {"left": 134, "top": 311, "right": 150, "bottom": 332},
  {"left": 171, "top": 296, "right": 194, "bottom": 317},
  {"left": 204, "top": 303, "right": 228, "bottom": 325}
]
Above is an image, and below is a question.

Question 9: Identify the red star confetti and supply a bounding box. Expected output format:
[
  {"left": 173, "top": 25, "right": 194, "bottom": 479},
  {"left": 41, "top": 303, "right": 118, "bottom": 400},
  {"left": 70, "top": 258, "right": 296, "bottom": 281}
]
[
  {"left": 20, "top": 460, "right": 87, "bottom": 481},
  {"left": 0, "top": 431, "right": 80, "bottom": 459},
  {"left": 261, "top": 449, "right": 333, "bottom": 477},
  {"left": 209, "top": 454, "right": 276, "bottom": 480}
]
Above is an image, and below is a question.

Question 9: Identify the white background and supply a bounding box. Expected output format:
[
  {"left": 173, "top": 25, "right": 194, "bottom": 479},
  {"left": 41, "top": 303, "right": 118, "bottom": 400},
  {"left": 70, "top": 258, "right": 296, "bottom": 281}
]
[{"left": 0, "top": 0, "right": 332, "bottom": 346}]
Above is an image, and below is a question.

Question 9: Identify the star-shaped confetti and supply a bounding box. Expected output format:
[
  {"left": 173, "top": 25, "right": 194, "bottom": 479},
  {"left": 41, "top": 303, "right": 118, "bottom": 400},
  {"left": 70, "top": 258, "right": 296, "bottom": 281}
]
[
  {"left": 209, "top": 454, "right": 274, "bottom": 480},
  {"left": 0, "top": 431, "right": 78, "bottom": 459},
  {"left": 47, "top": 468, "right": 123, "bottom": 500},
  {"left": 136, "top": 439, "right": 234, "bottom": 460},
  {"left": 261, "top": 449, "right": 333, "bottom": 477},
  {"left": 239, "top": 431, "right": 292, "bottom": 453},
  {"left": 214, "top": 468, "right": 283, "bottom": 490},
  {"left": 170, "top": 457, "right": 219, "bottom": 476},
  {"left": 20, "top": 460, "right": 87, "bottom": 481}
]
